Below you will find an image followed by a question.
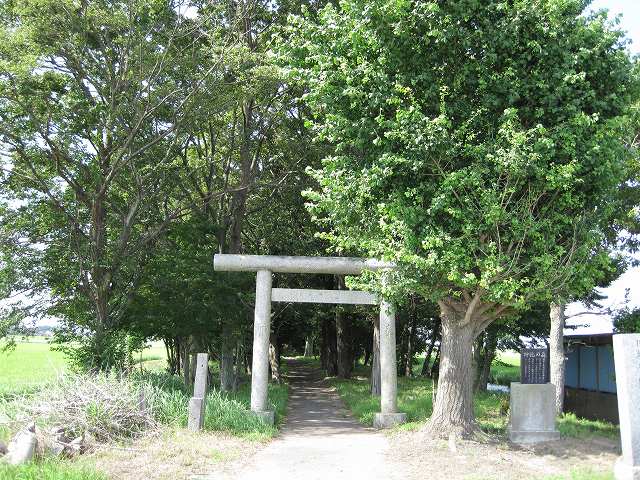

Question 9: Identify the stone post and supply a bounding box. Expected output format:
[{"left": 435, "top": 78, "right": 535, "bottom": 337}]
[
  {"left": 613, "top": 334, "right": 640, "bottom": 480},
  {"left": 373, "top": 300, "right": 406, "bottom": 428},
  {"left": 507, "top": 383, "right": 560, "bottom": 444},
  {"left": 187, "top": 353, "right": 209, "bottom": 431},
  {"left": 250, "top": 269, "right": 275, "bottom": 425}
]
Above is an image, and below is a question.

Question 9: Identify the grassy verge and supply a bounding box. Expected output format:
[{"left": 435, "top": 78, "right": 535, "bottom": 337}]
[
  {"left": 0, "top": 460, "right": 108, "bottom": 480},
  {"left": 543, "top": 469, "right": 614, "bottom": 480},
  {"left": 330, "top": 362, "right": 617, "bottom": 440},
  {"left": 331, "top": 374, "right": 508, "bottom": 433}
]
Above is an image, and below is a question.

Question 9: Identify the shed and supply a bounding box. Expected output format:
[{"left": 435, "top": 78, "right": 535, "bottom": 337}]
[{"left": 563, "top": 333, "right": 618, "bottom": 424}]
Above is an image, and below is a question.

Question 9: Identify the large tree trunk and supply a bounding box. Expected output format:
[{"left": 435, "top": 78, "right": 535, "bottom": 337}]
[
  {"left": 550, "top": 301, "right": 566, "bottom": 416},
  {"left": 335, "top": 276, "right": 352, "bottom": 378},
  {"left": 336, "top": 312, "right": 352, "bottom": 378},
  {"left": 471, "top": 334, "right": 484, "bottom": 391},
  {"left": 426, "top": 302, "right": 478, "bottom": 438},
  {"left": 421, "top": 320, "right": 440, "bottom": 376},
  {"left": 182, "top": 337, "right": 192, "bottom": 388},
  {"left": 370, "top": 316, "right": 381, "bottom": 396}
]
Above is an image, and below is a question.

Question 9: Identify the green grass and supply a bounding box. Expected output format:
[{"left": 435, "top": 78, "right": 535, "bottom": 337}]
[
  {"left": 0, "top": 460, "right": 108, "bottom": 480},
  {"left": 558, "top": 413, "right": 619, "bottom": 440},
  {"left": 0, "top": 338, "right": 168, "bottom": 397},
  {"left": 141, "top": 370, "right": 288, "bottom": 440},
  {"left": 543, "top": 469, "right": 614, "bottom": 480},
  {"left": 0, "top": 340, "right": 68, "bottom": 396},
  {"left": 329, "top": 358, "right": 617, "bottom": 440},
  {"left": 331, "top": 373, "right": 509, "bottom": 433}
]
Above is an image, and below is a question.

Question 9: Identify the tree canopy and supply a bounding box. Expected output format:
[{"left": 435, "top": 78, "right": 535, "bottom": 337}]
[{"left": 281, "top": 0, "right": 639, "bottom": 435}]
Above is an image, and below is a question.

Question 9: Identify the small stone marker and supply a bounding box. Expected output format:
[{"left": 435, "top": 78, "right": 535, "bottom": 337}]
[
  {"left": 613, "top": 334, "right": 640, "bottom": 480},
  {"left": 187, "top": 353, "right": 209, "bottom": 432},
  {"left": 520, "top": 348, "right": 550, "bottom": 384}
]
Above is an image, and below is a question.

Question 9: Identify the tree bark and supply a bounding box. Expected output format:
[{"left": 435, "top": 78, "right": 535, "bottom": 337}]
[
  {"left": 426, "top": 303, "right": 478, "bottom": 438},
  {"left": 422, "top": 320, "right": 440, "bottom": 376},
  {"left": 336, "top": 312, "right": 352, "bottom": 378},
  {"left": 475, "top": 330, "right": 497, "bottom": 393},
  {"left": 370, "top": 316, "right": 381, "bottom": 396},
  {"left": 220, "top": 329, "right": 236, "bottom": 392},
  {"left": 405, "top": 300, "right": 417, "bottom": 376},
  {"left": 550, "top": 301, "right": 566, "bottom": 416},
  {"left": 322, "top": 316, "right": 338, "bottom": 376},
  {"left": 269, "top": 333, "right": 281, "bottom": 384},
  {"left": 304, "top": 336, "right": 313, "bottom": 357},
  {"left": 182, "top": 337, "right": 192, "bottom": 388}
]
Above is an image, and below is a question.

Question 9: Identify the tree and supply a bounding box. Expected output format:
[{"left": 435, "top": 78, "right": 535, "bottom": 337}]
[
  {"left": 614, "top": 306, "right": 640, "bottom": 333},
  {"left": 283, "top": 0, "right": 639, "bottom": 436},
  {"left": 0, "top": 0, "right": 220, "bottom": 370}
]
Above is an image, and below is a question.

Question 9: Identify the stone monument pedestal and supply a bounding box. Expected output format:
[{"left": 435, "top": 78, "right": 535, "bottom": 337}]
[
  {"left": 613, "top": 334, "right": 640, "bottom": 480},
  {"left": 508, "top": 382, "right": 560, "bottom": 444}
]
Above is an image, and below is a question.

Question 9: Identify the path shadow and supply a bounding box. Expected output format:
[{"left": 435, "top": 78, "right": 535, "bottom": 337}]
[{"left": 281, "top": 359, "right": 370, "bottom": 437}]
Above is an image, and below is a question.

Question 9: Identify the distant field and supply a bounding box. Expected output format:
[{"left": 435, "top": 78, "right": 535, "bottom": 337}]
[{"left": 0, "top": 337, "right": 168, "bottom": 396}]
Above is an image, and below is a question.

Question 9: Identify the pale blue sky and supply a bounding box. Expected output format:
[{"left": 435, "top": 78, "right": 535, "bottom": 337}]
[{"left": 588, "top": 0, "right": 640, "bottom": 55}]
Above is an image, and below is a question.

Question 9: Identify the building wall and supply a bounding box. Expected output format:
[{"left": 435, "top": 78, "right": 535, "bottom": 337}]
[{"left": 563, "top": 339, "right": 618, "bottom": 423}]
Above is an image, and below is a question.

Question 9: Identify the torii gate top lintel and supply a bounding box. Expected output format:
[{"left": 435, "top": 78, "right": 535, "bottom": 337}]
[{"left": 213, "top": 253, "right": 394, "bottom": 275}]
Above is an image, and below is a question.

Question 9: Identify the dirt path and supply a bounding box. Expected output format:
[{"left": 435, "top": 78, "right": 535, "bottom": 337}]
[{"left": 220, "top": 359, "right": 409, "bottom": 480}]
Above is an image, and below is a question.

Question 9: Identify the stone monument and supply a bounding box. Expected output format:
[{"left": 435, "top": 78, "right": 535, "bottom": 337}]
[
  {"left": 613, "top": 334, "right": 640, "bottom": 480},
  {"left": 508, "top": 347, "right": 560, "bottom": 444}
]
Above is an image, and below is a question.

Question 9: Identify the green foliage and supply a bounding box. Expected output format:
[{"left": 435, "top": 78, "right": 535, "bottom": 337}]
[
  {"left": 0, "top": 460, "right": 107, "bottom": 480},
  {"left": 0, "top": 0, "right": 220, "bottom": 371},
  {"left": 613, "top": 306, "right": 640, "bottom": 333},
  {"left": 281, "top": 0, "right": 640, "bottom": 308}
]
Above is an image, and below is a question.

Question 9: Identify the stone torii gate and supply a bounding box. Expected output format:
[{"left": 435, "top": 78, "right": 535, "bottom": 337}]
[{"left": 213, "top": 254, "right": 407, "bottom": 429}]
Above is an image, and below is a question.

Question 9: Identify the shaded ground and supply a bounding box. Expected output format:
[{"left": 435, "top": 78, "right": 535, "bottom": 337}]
[{"left": 216, "top": 359, "right": 409, "bottom": 480}]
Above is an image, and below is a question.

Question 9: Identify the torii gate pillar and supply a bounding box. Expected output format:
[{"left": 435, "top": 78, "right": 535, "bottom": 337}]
[{"left": 213, "top": 254, "right": 406, "bottom": 428}]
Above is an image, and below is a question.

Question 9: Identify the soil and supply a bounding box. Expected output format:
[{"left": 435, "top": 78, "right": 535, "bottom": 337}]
[
  {"left": 392, "top": 431, "right": 618, "bottom": 479},
  {"left": 216, "top": 359, "right": 410, "bottom": 480}
]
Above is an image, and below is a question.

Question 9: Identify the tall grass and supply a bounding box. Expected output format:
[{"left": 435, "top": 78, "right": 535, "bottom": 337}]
[
  {"left": 1, "top": 370, "right": 288, "bottom": 444},
  {"left": 141, "top": 370, "right": 288, "bottom": 439},
  {"left": 0, "top": 460, "right": 108, "bottom": 480}
]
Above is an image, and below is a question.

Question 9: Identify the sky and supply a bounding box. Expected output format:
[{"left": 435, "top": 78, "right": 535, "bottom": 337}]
[{"left": 565, "top": 0, "right": 640, "bottom": 335}]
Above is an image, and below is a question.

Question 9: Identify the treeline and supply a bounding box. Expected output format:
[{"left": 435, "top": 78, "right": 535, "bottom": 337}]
[{"left": 1, "top": 0, "right": 638, "bottom": 437}]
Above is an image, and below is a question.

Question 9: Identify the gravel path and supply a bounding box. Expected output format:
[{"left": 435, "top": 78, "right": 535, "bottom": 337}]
[{"left": 224, "top": 359, "right": 408, "bottom": 480}]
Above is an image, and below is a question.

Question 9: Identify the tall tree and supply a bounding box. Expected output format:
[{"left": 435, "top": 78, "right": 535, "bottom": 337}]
[
  {"left": 0, "top": 0, "right": 220, "bottom": 370},
  {"left": 283, "top": 0, "right": 639, "bottom": 437}
]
